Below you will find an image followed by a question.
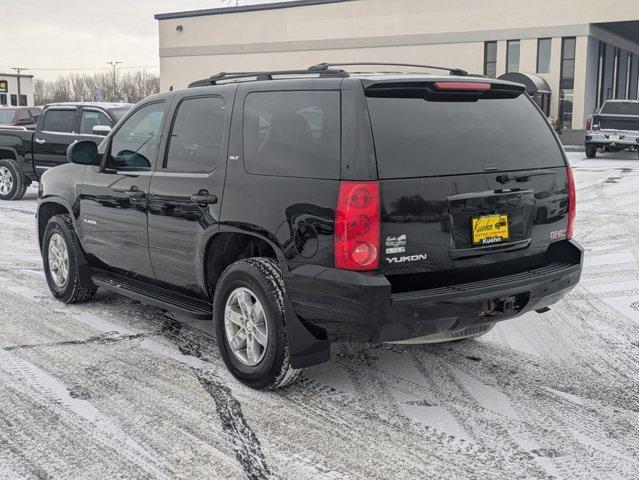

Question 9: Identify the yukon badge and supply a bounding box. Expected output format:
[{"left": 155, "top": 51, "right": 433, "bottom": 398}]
[{"left": 386, "top": 254, "right": 428, "bottom": 264}]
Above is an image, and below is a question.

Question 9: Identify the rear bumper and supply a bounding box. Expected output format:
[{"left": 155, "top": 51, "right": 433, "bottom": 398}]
[
  {"left": 586, "top": 131, "right": 639, "bottom": 147},
  {"left": 286, "top": 240, "right": 583, "bottom": 343}
]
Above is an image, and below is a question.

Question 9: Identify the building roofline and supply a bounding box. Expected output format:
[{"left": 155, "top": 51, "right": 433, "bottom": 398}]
[
  {"left": 0, "top": 73, "right": 35, "bottom": 78},
  {"left": 154, "top": 0, "right": 354, "bottom": 20}
]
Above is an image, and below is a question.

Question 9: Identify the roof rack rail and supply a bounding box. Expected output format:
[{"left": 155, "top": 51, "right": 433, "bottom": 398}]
[
  {"left": 308, "top": 62, "right": 469, "bottom": 76},
  {"left": 188, "top": 67, "right": 349, "bottom": 87}
]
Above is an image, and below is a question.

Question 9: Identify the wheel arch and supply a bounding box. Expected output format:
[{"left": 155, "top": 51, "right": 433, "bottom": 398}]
[
  {"left": 0, "top": 146, "right": 20, "bottom": 162},
  {"left": 202, "top": 226, "right": 287, "bottom": 298},
  {"left": 37, "top": 198, "right": 76, "bottom": 249}
]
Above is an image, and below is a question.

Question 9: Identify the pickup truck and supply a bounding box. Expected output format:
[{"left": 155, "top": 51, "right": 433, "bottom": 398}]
[
  {"left": 0, "top": 102, "right": 131, "bottom": 200},
  {"left": 585, "top": 100, "right": 639, "bottom": 158}
]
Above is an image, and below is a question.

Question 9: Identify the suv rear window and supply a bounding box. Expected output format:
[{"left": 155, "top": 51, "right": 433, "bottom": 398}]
[
  {"left": 366, "top": 93, "right": 564, "bottom": 178},
  {"left": 243, "top": 91, "right": 340, "bottom": 179},
  {"left": 601, "top": 102, "right": 639, "bottom": 115}
]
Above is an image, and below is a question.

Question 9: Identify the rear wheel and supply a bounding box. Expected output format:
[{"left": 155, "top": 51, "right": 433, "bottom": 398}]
[
  {"left": 585, "top": 143, "right": 597, "bottom": 159},
  {"left": 213, "top": 257, "right": 301, "bottom": 390},
  {"left": 0, "top": 159, "right": 26, "bottom": 201}
]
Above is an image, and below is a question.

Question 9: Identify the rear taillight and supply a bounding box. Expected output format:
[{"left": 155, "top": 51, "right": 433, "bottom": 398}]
[
  {"left": 566, "top": 166, "right": 576, "bottom": 239},
  {"left": 585, "top": 117, "right": 592, "bottom": 130},
  {"left": 335, "top": 181, "right": 380, "bottom": 271}
]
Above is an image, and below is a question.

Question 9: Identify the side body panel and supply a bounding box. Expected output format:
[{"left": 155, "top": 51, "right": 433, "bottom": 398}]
[{"left": 0, "top": 128, "right": 36, "bottom": 180}]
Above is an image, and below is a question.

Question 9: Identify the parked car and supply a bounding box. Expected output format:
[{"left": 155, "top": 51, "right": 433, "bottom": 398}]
[
  {"left": 585, "top": 100, "right": 639, "bottom": 158},
  {"left": 0, "top": 106, "right": 42, "bottom": 129},
  {"left": 0, "top": 102, "right": 132, "bottom": 200},
  {"left": 37, "top": 63, "right": 582, "bottom": 390}
]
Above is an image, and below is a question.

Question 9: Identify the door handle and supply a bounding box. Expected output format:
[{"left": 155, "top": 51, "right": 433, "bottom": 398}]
[
  {"left": 191, "top": 190, "right": 218, "bottom": 206},
  {"left": 35, "top": 138, "right": 46, "bottom": 144}
]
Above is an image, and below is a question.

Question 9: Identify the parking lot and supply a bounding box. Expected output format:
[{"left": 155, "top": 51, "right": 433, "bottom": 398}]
[{"left": 0, "top": 151, "right": 638, "bottom": 479}]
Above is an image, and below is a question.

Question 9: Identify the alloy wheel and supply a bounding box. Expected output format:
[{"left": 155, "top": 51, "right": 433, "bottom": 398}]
[{"left": 224, "top": 287, "right": 269, "bottom": 366}]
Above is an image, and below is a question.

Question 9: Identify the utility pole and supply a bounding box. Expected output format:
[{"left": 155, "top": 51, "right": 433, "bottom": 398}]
[
  {"left": 107, "top": 61, "right": 123, "bottom": 101},
  {"left": 11, "top": 67, "right": 28, "bottom": 106}
]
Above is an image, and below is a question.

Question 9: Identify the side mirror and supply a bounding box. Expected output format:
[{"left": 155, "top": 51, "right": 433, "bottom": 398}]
[
  {"left": 67, "top": 140, "right": 100, "bottom": 166},
  {"left": 92, "top": 125, "right": 112, "bottom": 136}
]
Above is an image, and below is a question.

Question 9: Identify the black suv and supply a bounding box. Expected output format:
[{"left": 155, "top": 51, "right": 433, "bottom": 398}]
[{"left": 37, "top": 64, "right": 583, "bottom": 389}]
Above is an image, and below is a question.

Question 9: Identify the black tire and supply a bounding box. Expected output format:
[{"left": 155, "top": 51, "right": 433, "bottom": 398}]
[
  {"left": 213, "top": 257, "right": 301, "bottom": 390},
  {"left": 13, "top": 181, "right": 29, "bottom": 201},
  {"left": 0, "top": 158, "right": 27, "bottom": 201},
  {"left": 585, "top": 143, "right": 597, "bottom": 159},
  {"left": 42, "top": 214, "right": 97, "bottom": 304}
]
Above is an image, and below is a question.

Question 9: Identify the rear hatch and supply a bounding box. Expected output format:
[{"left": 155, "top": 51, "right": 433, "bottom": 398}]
[{"left": 363, "top": 79, "right": 571, "bottom": 290}]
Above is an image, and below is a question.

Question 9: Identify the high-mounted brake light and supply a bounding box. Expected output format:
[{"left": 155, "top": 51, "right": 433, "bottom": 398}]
[
  {"left": 335, "top": 182, "right": 380, "bottom": 271},
  {"left": 566, "top": 166, "right": 576, "bottom": 239},
  {"left": 433, "top": 82, "right": 491, "bottom": 91}
]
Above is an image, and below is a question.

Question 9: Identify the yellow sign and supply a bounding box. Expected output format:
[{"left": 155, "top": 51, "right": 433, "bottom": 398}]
[
  {"left": 472, "top": 214, "right": 510, "bottom": 246},
  {"left": 0, "top": 80, "right": 7, "bottom": 93}
]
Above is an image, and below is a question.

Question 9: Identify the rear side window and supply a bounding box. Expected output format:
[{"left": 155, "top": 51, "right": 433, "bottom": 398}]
[
  {"left": 166, "top": 96, "right": 226, "bottom": 172},
  {"left": 366, "top": 94, "right": 565, "bottom": 178},
  {"left": 43, "top": 110, "right": 76, "bottom": 133},
  {"left": 601, "top": 102, "right": 639, "bottom": 115},
  {"left": 243, "top": 91, "right": 340, "bottom": 179}
]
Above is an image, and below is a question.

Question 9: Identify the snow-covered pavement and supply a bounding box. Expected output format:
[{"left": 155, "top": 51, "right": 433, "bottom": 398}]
[{"left": 0, "top": 152, "right": 638, "bottom": 479}]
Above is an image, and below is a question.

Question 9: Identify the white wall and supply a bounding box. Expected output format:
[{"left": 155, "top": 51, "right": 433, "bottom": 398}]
[{"left": 0, "top": 75, "right": 35, "bottom": 106}]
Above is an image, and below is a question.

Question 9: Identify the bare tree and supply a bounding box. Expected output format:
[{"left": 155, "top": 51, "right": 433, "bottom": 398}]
[{"left": 34, "top": 71, "right": 160, "bottom": 105}]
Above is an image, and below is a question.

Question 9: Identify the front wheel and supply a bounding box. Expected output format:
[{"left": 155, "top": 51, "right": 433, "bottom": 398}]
[
  {"left": 213, "top": 257, "right": 301, "bottom": 390},
  {"left": 42, "top": 214, "right": 97, "bottom": 303},
  {"left": 585, "top": 143, "right": 597, "bottom": 159},
  {"left": 0, "top": 159, "right": 27, "bottom": 201}
]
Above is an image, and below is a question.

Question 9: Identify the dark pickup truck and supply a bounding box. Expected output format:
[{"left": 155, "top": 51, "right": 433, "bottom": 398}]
[
  {"left": 0, "top": 102, "right": 131, "bottom": 200},
  {"left": 585, "top": 100, "right": 639, "bottom": 158}
]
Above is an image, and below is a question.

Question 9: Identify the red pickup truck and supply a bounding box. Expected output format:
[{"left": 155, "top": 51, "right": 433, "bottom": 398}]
[{"left": 0, "top": 106, "right": 42, "bottom": 129}]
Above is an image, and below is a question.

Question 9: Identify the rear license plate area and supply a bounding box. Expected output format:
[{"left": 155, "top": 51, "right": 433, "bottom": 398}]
[{"left": 471, "top": 214, "right": 510, "bottom": 246}]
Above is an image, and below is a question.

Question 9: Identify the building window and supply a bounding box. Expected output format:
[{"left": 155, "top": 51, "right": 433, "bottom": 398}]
[
  {"left": 10, "top": 94, "right": 17, "bottom": 106},
  {"left": 559, "top": 37, "right": 576, "bottom": 129},
  {"left": 19, "top": 95, "right": 27, "bottom": 107},
  {"left": 0, "top": 94, "right": 6, "bottom": 106},
  {"left": 506, "top": 40, "right": 520, "bottom": 73},
  {"left": 537, "top": 38, "right": 552, "bottom": 74},
  {"left": 484, "top": 41, "right": 497, "bottom": 78},
  {"left": 629, "top": 54, "right": 639, "bottom": 100}
]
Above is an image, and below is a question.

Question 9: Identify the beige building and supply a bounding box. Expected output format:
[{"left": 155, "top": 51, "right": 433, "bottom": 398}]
[
  {"left": 156, "top": 0, "right": 639, "bottom": 136},
  {"left": 0, "top": 73, "right": 35, "bottom": 107}
]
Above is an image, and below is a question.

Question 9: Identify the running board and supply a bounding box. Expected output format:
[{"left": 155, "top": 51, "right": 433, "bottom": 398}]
[{"left": 91, "top": 271, "right": 212, "bottom": 320}]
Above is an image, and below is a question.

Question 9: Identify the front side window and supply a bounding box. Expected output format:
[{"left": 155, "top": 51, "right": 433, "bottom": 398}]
[
  {"left": 165, "top": 96, "right": 226, "bottom": 172},
  {"left": 42, "top": 110, "right": 76, "bottom": 133},
  {"left": 80, "top": 110, "right": 112, "bottom": 134},
  {"left": 243, "top": 91, "right": 340, "bottom": 179},
  {"left": 109, "top": 102, "right": 166, "bottom": 171},
  {"left": 507, "top": 40, "right": 521, "bottom": 73},
  {"left": 18, "top": 109, "right": 30, "bottom": 121},
  {"left": 484, "top": 41, "right": 497, "bottom": 78},
  {"left": 537, "top": 38, "right": 552, "bottom": 74}
]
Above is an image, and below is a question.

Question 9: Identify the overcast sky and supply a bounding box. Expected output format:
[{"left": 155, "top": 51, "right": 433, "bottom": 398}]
[{"left": 0, "top": 0, "right": 284, "bottom": 81}]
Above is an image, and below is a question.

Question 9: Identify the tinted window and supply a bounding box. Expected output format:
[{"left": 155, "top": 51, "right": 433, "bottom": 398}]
[
  {"left": 80, "top": 110, "right": 112, "bottom": 134},
  {"left": 166, "top": 96, "right": 226, "bottom": 172},
  {"left": 601, "top": 102, "right": 639, "bottom": 115},
  {"left": 110, "top": 107, "right": 130, "bottom": 122},
  {"left": 43, "top": 110, "right": 76, "bottom": 133},
  {"left": 243, "top": 91, "right": 340, "bottom": 179},
  {"left": 0, "top": 109, "right": 17, "bottom": 124},
  {"left": 17, "top": 109, "right": 30, "bottom": 121},
  {"left": 109, "top": 102, "right": 166, "bottom": 171},
  {"left": 366, "top": 94, "right": 564, "bottom": 179},
  {"left": 537, "top": 38, "right": 552, "bottom": 74}
]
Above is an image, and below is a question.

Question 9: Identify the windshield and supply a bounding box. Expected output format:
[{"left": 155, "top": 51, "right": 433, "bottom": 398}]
[
  {"left": 110, "top": 107, "right": 131, "bottom": 122},
  {"left": 0, "top": 109, "right": 17, "bottom": 124},
  {"left": 366, "top": 93, "right": 565, "bottom": 178},
  {"left": 601, "top": 102, "right": 639, "bottom": 116}
]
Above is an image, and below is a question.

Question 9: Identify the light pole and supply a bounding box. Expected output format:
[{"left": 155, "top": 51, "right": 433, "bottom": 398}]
[
  {"left": 11, "top": 67, "right": 28, "bottom": 106},
  {"left": 108, "top": 61, "right": 122, "bottom": 101}
]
